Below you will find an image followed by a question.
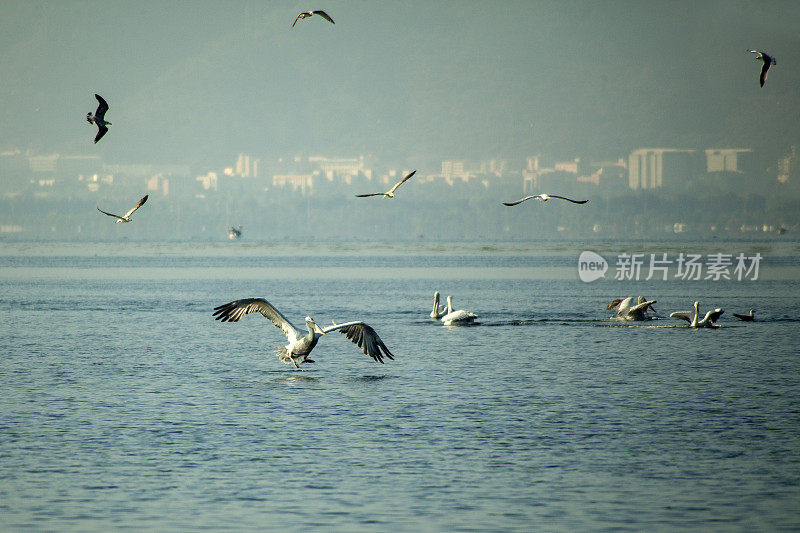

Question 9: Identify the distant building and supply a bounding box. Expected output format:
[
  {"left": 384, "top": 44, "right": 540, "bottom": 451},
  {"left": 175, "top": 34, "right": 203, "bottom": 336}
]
[
  {"left": 628, "top": 149, "right": 697, "bottom": 190},
  {"left": 312, "top": 156, "right": 371, "bottom": 184},
  {"left": 441, "top": 160, "right": 470, "bottom": 183},
  {"left": 234, "top": 153, "right": 259, "bottom": 177},
  {"left": 777, "top": 145, "right": 797, "bottom": 184},
  {"left": 705, "top": 149, "right": 753, "bottom": 173},
  {"left": 273, "top": 174, "right": 314, "bottom": 194}
]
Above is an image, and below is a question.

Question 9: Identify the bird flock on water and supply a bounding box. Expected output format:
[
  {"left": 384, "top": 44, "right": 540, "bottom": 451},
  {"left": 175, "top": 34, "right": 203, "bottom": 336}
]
[{"left": 84, "top": 9, "right": 774, "bottom": 369}]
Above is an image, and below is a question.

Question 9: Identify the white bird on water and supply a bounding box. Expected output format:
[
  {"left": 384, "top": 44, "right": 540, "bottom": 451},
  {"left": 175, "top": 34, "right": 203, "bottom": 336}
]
[
  {"left": 670, "top": 301, "right": 724, "bottom": 328},
  {"left": 212, "top": 298, "right": 394, "bottom": 369},
  {"left": 356, "top": 170, "right": 416, "bottom": 198},
  {"left": 607, "top": 296, "right": 657, "bottom": 321},
  {"left": 430, "top": 291, "right": 448, "bottom": 320},
  {"left": 502, "top": 193, "right": 588, "bottom": 206},
  {"left": 440, "top": 296, "right": 478, "bottom": 326},
  {"left": 86, "top": 94, "right": 111, "bottom": 143},
  {"left": 97, "top": 195, "right": 148, "bottom": 223},
  {"left": 292, "top": 10, "right": 335, "bottom": 27},
  {"left": 749, "top": 50, "right": 776, "bottom": 87}
]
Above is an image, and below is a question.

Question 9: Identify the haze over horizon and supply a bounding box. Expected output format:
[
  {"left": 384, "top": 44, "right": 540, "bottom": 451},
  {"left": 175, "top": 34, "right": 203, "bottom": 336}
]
[{"left": 2, "top": 0, "right": 800, "bottom": 171}]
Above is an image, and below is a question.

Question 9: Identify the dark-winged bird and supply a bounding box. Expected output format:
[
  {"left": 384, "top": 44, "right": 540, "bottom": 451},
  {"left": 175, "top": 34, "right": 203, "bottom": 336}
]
[
  {"left": 87, "top": 94, "right": 111, "bottom": 143},
  {"left": 502, "top": 193, "right": 588, "bottom": 206},
  {"left": 97, "top": 195, "right": 148, "bottom": 223},
  {"left": 356, "top": 170, "right": 416, "bottom": 198},
  {"left": 749, "top": 50, "right": 776, "bottom": 87},
  {"left": 292, "top": 10, "right": 335, "bottom": 28},
  {"left": 213, "top": 298, "right": 394, "bottom": 370}
]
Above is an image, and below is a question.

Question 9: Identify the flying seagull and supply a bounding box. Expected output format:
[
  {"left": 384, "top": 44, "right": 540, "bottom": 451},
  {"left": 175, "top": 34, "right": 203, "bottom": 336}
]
[
  {"left": 292, "top": 10, "right": 335, "bottom": 27},
  {"left": 503, "top": 193, "right": 588, "bottom": 206},
  {"left": 749, "top": 50, "right": 776, "bottom": 87},
  {"left": 212, "top": 298, "right": 394, "bottom": 369},
  {"left": 97, "top": 195, "right": 148, "bottom": 223},
  {"left": 356, "top": 170, "right": 416, "bottom": 198},
  {"left": 733, "top": 309, "right": 755, "bottom": 321},
  {"left": 86, "top": 94, "right": 111, "bottom": 143}
]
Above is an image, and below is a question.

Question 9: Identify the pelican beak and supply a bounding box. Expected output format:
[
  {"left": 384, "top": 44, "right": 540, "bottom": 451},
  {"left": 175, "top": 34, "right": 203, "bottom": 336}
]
[{"left": 316, "top": 324, "right": 326, "bottom": 335}]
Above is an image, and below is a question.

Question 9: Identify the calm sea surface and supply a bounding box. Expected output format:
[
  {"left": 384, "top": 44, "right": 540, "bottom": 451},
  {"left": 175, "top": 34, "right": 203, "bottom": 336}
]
[{"left": 1, "top": 241, "right": 799, "bottom": 531}]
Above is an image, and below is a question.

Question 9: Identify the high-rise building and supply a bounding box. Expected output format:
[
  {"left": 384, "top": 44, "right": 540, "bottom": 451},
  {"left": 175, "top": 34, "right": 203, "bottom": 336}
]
[{"left": 628, "top": 149, "right": 697, "bottom": 189}]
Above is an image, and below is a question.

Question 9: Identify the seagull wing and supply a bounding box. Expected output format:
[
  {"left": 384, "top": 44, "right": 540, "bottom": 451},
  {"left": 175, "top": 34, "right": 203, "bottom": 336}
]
[
  {"left": 212, "top": 298, "right": 301, "bottom": 339},
  {"left": 386, "top": 170, "right": 416, "bottom": 195},
  {"left": 312, "top": 10, "right": 335, "bottom": 24},
  {"left": 96, "top": 207, "right": 124, "bottom": 220},
  {"left": 321, "top": 321, "right": 394, "bottom": 363},
  {"left": 759, "top": 61, "right": 771, "bottom": 87},
  {"left": 502, "top": 195, "right": 536, "bottom": 206},
  {"left": 291, "top": 13, "right": 302, "bottom": 27},
  {"left": 94, "top": 125, "right": 108, "bottom": 143},
  {"left": 549, "top": 195, "right": 589, "bottom": 204},
  {"left": 122, "top": 195, "right": 148, "bottom": 219},
  {"left": 669, "top": 311, "right": 693, "bottom": 323},
  {"left": 94, "top": 94, "right": 109, "bottom": 119},
  {"left": 355, "top": 192, "right": 384, "bottom": 197}
]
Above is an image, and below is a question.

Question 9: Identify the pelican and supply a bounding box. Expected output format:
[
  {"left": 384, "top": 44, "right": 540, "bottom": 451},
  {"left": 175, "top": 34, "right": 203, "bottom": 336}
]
[
  {"left": 607, "top": 296, "right": 656, "bottom": 321},
  {"left": 749, "top": 50, "right": 776, "bottom": 87},
  {"left": 440, "top": 296, "right": 478, "bottom": 326},
  {"left": 356, "top": 170, "right": 416, "bottom": 198},
  {"left": 97, "top": 195, "right": 148, "bottom": 223},
  {"left": 430, "top": 291, "right": 447, "bottom": 320},
  {"left": 733, "top": 309, "right": 755, "bottom": 321},
  {"left": 502, "top": 193, "right": 588, "bottom": 206},
  {"left": 292, "top": 10, "right": 335, "bottom": 27},
  {"left": 670, "top": 301, "right": 724, "bottom": 328},
  {"left": 212, "top": 298, "right": 394, "bottom": 369},
  {"left": 86, "top": 94, "right": 111, "bottom": 143}
]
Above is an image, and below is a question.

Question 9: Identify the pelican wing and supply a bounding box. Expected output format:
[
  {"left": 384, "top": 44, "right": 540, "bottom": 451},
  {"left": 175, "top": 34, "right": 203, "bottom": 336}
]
[
  {"left": 322, "top": 321, "right": 394, "bottom": 363},
  {"left": 312, "top": 10, "right": 334, "bottom": 24},
  {"left": 94, "top": 125, "right": 108, "bottom": 143},
  {"left": 702, "top": 309, "right": 724, "bottom": 324},
  {"left": 386, "top": 170, "right": 416, "bottom": 195},
  {"left": 355, "top": 192, "right": 384, "bottom": 197},
  {"left": 123, "top": 195, "right": 148, "bottom": 219},
  {"left": 669, "top": 311, "right": 693, "bottom": 323},
  {"left": 549, "top": 195, "right": 588, "bottom": 204},
  {"left": 96, "top": 207, "right": 124, "bottom": 220},
  {"left": 212, "top": 298, "right": 301, "bottom": 339},
  {"left": 94, "top": 94, "right": 109, "bottom": 119},
  {"left": 629, "top": 300, "right": 657, "bottom": 314},
  {"left": 291, "top": 13, "right": 303, "bottom": 27},
  {"left": 502, "top": 195, "right": 536, "bottom": 206}
]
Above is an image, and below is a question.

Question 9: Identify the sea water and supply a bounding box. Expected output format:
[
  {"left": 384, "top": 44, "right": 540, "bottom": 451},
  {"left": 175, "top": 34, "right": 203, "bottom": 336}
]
[{"left": 0, "top": 241, "right": 798, "bottom": 531}]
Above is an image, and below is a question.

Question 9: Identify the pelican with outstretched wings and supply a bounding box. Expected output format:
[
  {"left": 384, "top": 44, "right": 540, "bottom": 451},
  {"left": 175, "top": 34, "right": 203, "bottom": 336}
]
[
  {"left": 97, "top": 195, "right": 148, "bottom": 223},
  {"left": 86, "top": 94, "right": 111, "bottom": 143},
  {"left": 292, "top": 10, "right": 335, "bottom": 27},
  {"left": 502, "top": 193, "right": 588, "bottom": 206},
  {"left": 356, "top": 170, "right": 416, "bottom": 198},
  {"left": 212, "top": 298, "right": 394, "bottom": 369}
]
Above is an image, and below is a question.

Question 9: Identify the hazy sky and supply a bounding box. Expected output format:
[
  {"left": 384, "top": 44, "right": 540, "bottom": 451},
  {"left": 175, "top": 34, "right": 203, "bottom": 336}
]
[{"left": 2, "top": 1, "right": 799, "bottom": 169}]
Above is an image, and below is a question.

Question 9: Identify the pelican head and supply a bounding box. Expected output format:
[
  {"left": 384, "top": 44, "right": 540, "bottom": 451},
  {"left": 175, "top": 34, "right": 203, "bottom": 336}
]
[
  {"left": 431, "top": 291, "right": 441, "bottom": 318},
  {"left": 306, "top": 316, "right": 325, "bottom": 334}
]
